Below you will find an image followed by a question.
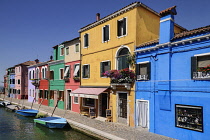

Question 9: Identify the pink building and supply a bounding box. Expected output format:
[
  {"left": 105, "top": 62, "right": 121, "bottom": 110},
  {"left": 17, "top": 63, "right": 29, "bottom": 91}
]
[
  {"left": 15, "top": 61, "right": 36, "bottom": 99},
  {"left": 63, "top": 37, "right": 81, "bottom": 113}
]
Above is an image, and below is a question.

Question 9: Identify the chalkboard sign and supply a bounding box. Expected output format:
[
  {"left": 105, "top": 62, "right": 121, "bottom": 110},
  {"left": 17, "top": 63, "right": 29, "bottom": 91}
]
[
  {"left": 106, "top": 109, "right": 112, "bottom": 117},
  {"left": 89, "top": 107, "right": 96, "bottom": 118}
]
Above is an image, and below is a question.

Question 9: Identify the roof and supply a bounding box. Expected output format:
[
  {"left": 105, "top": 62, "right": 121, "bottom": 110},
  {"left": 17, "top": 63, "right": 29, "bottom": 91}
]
[
  {"left": 79, "top": 2, "right": 160, "bottom": 33},
  {"left": 159, "top": 6, "right": 177, "bottom": 17},
  {"left": 61, "top": 37, "right": 80, "bottom": 44},
  {"left": 173, "top": 25, "right": 210, "bottom": 40},
  {"left": 136, "top": 39, "right": 159, "bottom": 48},
  {"left": 136, "top": 25, "right": 210, "bottom": 49},
  {"left": 15, "top": 61, "right": 36, "bottom": 66}
]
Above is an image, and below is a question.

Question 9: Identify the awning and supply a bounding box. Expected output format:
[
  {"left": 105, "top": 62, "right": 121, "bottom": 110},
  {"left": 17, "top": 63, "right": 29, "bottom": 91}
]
[{"left": 70, "top": 88, "right": 107, "bottom": 99}]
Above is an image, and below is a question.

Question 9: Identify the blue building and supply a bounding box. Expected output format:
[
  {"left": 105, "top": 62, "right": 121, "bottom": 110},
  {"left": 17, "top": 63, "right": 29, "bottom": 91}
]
[{"left": 135, "top": 6, "right": 210, "bottom": 140}]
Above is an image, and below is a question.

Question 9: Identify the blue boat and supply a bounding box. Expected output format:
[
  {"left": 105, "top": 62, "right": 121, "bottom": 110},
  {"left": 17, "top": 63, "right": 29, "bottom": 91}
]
[
  {"left": 34, "top": 117, "right": 67, "bottom": 128},
  {"left": 15, "top": 109, "right": 39, "bottom": 117}
]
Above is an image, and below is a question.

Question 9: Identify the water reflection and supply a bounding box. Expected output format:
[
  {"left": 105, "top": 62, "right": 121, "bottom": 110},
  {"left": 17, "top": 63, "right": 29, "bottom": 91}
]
[{"left": 0, "top": 108, "right": 96, "bottom": 140}]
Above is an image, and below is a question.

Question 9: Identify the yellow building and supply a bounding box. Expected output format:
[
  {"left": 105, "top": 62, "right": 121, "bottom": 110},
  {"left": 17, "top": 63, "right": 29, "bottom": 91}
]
[{"left": 72, "top": 2, "right": 185, "bottom": 126}]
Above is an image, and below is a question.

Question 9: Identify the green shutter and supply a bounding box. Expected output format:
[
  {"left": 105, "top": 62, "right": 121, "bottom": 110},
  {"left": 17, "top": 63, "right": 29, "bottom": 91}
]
[
  {"left": 117, "top": 20, "right": 120, "bottom": 36},
  {"left": 147, "top": 62, "right": 151, "bottom": 80},
  {"left": 123, "top": 18, "right": 126, "bottom": 35},
  {"left": 88, "top": 65, "right": 90, "bottom": 78}
]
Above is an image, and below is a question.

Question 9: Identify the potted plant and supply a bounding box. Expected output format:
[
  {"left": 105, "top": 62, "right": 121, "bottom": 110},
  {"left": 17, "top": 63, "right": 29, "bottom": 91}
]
[{"left": 73, "top": 76, "right": 80, "bottom": 81}]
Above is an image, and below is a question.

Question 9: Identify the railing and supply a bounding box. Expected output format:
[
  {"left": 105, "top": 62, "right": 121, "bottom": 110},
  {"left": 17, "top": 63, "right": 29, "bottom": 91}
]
[
  {"left": 193, "top": 72, "right": 210, "bottom": 80},
  {"left": 137, "top": 75, "right": 148, "bottom": 80}
]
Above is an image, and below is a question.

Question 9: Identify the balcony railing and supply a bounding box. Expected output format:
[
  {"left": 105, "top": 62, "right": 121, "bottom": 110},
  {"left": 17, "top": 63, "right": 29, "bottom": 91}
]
[
  {"left": 137, "top": 75, "right": 148, "bottom": 80},
  {"left": 31, "top": 79, "right": 39, "bottom": 86},
  {"left": 193, "top": 72, "right": 210, "bottom": 80}
]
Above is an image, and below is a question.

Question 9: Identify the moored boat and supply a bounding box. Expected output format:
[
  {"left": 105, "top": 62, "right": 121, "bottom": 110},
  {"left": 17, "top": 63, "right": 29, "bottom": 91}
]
[
  {"left": 34, "top": 117, "right": 67, "bottom": 128},
  {"left": 15, "top": 109, "right": 39, "bottom": 117}
]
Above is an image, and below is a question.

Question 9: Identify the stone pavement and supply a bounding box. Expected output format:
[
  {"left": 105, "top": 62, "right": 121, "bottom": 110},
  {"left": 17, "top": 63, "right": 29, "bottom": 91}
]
[{"left": 1, "top": 95, "right": 175, "bottom": 140}]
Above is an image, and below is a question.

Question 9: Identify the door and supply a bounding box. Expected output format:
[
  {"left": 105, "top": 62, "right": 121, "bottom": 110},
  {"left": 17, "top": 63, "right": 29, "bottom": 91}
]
[
  {"left": 118, "top": 93, "right": 127, "bottom": 124},
  {"left": 67, "top": 90, "right": 72, "bottom": 110},
  {"left": 101, "top": 93, "right": 107, "bottom": 117},
  {"left": 136, "top": 100, "right": 149, "bottom": 128}
]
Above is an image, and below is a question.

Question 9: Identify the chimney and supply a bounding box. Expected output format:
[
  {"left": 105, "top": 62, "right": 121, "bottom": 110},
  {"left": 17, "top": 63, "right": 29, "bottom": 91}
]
[
  {"left": 96, "top": 13, "right": 100, "bottom": 21},
  {"left": 35, "top": 59, "right": 39, "bottom": 64},
  {"left": 159, "top": 6, "right": 177, "bottom": 44}
]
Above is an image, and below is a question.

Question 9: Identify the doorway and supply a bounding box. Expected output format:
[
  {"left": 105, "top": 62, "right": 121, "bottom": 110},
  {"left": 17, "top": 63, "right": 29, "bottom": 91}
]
[
  {"left": 136, "top": 100, "right": 149, "bottom": 128},
  {"left": 101, "top": 93, "right": 108, "bottom": 117},
  {"left": 118, "top": 93, "right": 127, "bottom": 124},
  {"left": 67, "top": 90, "right": 72, "bottom": 110}
]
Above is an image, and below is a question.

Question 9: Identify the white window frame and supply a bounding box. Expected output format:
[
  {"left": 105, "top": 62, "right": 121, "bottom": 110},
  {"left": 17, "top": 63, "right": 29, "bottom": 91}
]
[
  {"left": 102, "top": 24, "right": 110, "bottom": 43},
  {"left": 73, "top": 96, "right": 79, "bottom": 104},
  {"left": 100, "top": 60, "right": 111, "bottom": 78},
  {"left": 75, "top": 43, "right": 80, "bottom": 53},
  {"left": 115, "top": 46, "right": 131, "bottom": 70},
  {"left": 65, "top": 47, "right": 69, "bottom": 55},
  {"left": 60, "top": 45, "right": 65, "bottom": 56},
  {"left": 117, "top": 17, "right": 127, "bottom": 38},
  {"left": 82, "top": 64, "right": 90, "bottom": 79}
]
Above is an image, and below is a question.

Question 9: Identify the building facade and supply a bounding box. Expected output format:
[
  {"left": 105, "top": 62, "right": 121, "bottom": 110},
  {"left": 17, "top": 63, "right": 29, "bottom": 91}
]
[
  {"left": 73, "top": 2, "right": 184, "bottom": 126},
  {"left": 63, "top": 37, "right": 81, "bottom": 113},
  {"left": 135, "top": 6, "right": 210, "bottom": 140}
]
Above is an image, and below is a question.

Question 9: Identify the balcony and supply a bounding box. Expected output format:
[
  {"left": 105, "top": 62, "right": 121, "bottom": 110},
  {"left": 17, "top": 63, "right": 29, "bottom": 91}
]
[
  {"left": 31, "top": 79, "right": 39, "bottom": 87},
  {"left": 104, "top": 68, "right": 135, "bottom": 90}
]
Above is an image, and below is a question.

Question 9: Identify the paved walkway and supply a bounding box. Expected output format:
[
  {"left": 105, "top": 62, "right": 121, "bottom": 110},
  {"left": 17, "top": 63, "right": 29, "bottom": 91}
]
[{"left": 0, "top": 95, "right": 175, "bottom": 140}]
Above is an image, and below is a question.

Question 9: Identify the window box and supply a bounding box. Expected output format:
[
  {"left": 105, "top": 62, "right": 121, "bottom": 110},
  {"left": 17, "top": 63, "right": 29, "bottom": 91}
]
[
  {"left": 73, "top": 76, "right": 80, "bottom": 82},
  {"left": 104, "top": 68, "right": 135, "bottom": 84},
  {"left": 175, "top": 104, "right": 203, "bottom": 132},
  {"left": 64, "top": 76, "right": 69, "bottom": 82}
]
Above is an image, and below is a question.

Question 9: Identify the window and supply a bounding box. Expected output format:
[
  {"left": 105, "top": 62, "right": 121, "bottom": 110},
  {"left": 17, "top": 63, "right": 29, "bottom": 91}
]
[
  {"left": 75, "top": 44, "right": 80, "bottom": 52},
  {"left": 117, "top": 48, "right": 129, "bottom": 70},
  {"left": 74, "top": 97, "right": 79, "bottom": 104},
  {"left": 60, "top": 69, "right": 64, "bottom": 80},
  {"left": 39, "top": 90, "right": 43, "bottom": 98},
  {"left": 18, "top": 79, "right": 20, "bottom": 84},
  {"left": 64, "top": 65, "right": 70, "bottom": 78},
  {"left": 83, "top": 98, "right": 94, "bottom": 107},
  {"left": 29, "top": 71, "right": 32, "bottom": 79},
  {"left": 44, "top": 90, "right": 48, "bottom": 99},
  {"left": 84, "top": 33, "right": 89, "bottom": 48},
  {"left": 82, "top": 64, "right": 90, "bottom": 78},
  {"left": 103, "top": 25, "right": 110, "bottom": 42},
  {"left": 74, "top": 64, "right": 80, "bottom": 77},
  {"left": 117, "top": 18, "right": 126, "bottom": 37},
  {"left": 50, "top": 70, "right": 54, "bottom": 80},
  {"left": 136, "top": 62, "right": 151, "bottom": 80},
  {"left": 175, "top": 104, "right": 203, "bottom": 132},
  {"left": 66, "top": 47, "right": 69, "bottom": 55},
  {"left": 100, "top": 61, "right": 111, "bottom": 77},
  {"left": 60, "top": 47, "right": 64, "bottom": 56},
  {"left": 191, "top": 54, "right": 210, "bottom": 79},
  {"left": 58, "top": 91, "right": 64, "bottom": 101},
  {"left": 42, "top": 67, "right": 47, "bottom": 79},
  {"left": 17, "top": 90, "right": 20, "bottom": 94}
]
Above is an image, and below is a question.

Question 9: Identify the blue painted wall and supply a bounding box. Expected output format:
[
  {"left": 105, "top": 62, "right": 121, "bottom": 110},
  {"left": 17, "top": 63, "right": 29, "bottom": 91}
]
[{"left": 136, "top": 18, "right": 210, "bottom": 140}]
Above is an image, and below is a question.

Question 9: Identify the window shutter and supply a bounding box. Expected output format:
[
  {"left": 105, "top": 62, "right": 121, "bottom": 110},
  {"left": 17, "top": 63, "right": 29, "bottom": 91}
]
[
  {"left": 118, "top": 57, "right": 122, "bottom": 70},
  {"left": 82, "top": 65, "right": 85, "bottom": 78},
  {"left": 88, "top": 65, "right": 90, "bottom": 78},
  {"left": 108, "top": 61, "right": 111, "bottom": 71},
  {"left": 103, "top": 27, "right": 106, "bottom": 42},
  {"left": 117, "top": 20, "right": 120, "bottom": 36},
  {"left": 100, "top": 62, "right": 103, "bottom": 77},
  {"left": 136, "top": 64, "right": 140, "bottom": 75},
  {"left": 147, "top": 62, "right": 151, "bottom": 80},
  {"left": 191, "top": 56, "right": 197, "bottom": 79},
  {"left": 105, "top": 25, "right": 109, "bottom": 41},
  {"left": 123, "top": 18, "right": 126, "bottom": 35}
]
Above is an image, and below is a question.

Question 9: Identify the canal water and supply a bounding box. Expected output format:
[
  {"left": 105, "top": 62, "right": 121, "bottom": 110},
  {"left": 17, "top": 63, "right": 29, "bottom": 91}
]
[{"left": 0, "top": 108, "right": 96, "bottom": 140}]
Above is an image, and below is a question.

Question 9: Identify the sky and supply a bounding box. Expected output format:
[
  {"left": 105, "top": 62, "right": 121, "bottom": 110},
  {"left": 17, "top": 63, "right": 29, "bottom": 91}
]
[{"left": 0, "top": 0, "right": 209, "bottom": 86}]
